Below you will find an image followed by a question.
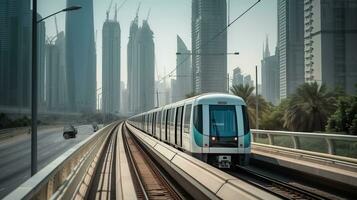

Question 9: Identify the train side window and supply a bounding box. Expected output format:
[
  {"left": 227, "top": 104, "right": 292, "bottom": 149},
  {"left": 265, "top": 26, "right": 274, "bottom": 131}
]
[
  {"left": 147, "top": 114, "right": 149, "bottom": 133},
  {"left": 242, "top": 105, "right": 250, "bottom": 134},
  {"left": 154, "top": 112, "right": 157, "bottom": 135},
  {"left": 193, "top": 105, "right": 203, "bottom": 133},
  {"left": 162, "top": 110, "right": 166, "bottom": 140},
  {"left": 149, "top": 114, "right": 152, "bottom": 133},
  {"left": 171, "top": 108, "right": 176, "bottom": 141},
  {"left": 156, "top": 111, "right": 161, "bottom": 137},
  {"left": 166, "top": 109, "right": 170, "bottom": 141},
  {"left": 177, "top": 106, "right": 184, "bottom": 146},
  {"left": 146, "top": 114, "right": 151, "bottom": 134},
  {"left": 151, "top": 113, "right": 156, "bottom": 135},
  {"left": 184, "top": 104, "right": 192, "bottom": 133},
  {"left": 175, "top": 107, "right": 182, "bottom": 145},
  {"left": 144, "top": 115, "right": 146, "bottom": 131}
]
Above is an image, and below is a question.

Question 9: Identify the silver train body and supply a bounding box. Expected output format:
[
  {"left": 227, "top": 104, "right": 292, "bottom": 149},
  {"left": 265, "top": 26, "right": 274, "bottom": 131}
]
[{"left": 127, "top": 93, "right": 251, "bottom": 168}]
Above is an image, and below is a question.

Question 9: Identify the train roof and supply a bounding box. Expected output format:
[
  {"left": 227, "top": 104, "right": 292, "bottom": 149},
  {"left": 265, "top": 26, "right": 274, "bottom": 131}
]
[{"left": 130, "top": 93, "right": 246, "bottom": 118}]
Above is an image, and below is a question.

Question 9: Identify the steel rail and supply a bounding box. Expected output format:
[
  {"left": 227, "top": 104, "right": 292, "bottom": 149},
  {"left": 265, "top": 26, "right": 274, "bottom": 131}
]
[
  {"left": 232, "top": 166, "right": 328, "bottom": 200},
  {"left": 122, "top": 123, "right": 182, "bottom": 200},
  {"left": 122, "top": 124, "right": 149, "bottom": 200}
]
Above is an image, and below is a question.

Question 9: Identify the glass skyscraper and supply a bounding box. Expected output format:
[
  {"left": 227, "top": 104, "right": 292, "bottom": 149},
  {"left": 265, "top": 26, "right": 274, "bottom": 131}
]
[
  {"left": 66, "top": 0, "right": 96, "bottom": 112},
  {"left": 192, "top": 0, "right": 227, "bottom": 94}
]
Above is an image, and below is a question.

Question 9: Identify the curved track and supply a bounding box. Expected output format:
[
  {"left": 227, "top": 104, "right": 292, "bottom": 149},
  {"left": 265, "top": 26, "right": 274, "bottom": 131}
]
[
  {"left": 229, "top": 166, "right": 329, "bottom": 200},
  {"left": 122, "top": 123, "right": 183, "bottom": 200}
]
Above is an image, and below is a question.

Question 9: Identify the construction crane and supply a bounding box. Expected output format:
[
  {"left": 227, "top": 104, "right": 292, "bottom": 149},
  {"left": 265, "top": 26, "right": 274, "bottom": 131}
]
[
  {"left": 136, "top": 2, "right": 141, "bottom": 18},
  {"left": 118, "top": 0, "right": 127, "bottom": 10},
  {"left": 115, "top": 0, "right": 127, "bottom": 20},
  {"left": 146, "top": 8, "right": 151, "bottom": 21},
  {"left": 54, "top": 16, "right": 59, "bottom": 36},
  {"left": 106, "top": 0, "right": 114, "bottom": 20}
]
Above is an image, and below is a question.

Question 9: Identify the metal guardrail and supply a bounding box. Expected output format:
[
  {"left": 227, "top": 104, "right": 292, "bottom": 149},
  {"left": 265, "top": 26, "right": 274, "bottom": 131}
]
[
  {"left": 251, "top": 129, "right": 357, "bottom": 157},
  {"left": 4, "top": 122, "right": 118, "bottom": 200}
]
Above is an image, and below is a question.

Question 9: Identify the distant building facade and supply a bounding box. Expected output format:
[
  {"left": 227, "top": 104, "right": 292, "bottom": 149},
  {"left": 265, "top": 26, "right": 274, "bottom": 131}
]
[
  {"left": 0, "top": 0, "right": 31, "bottom": 110},
  {"left": 156, "top": 80, "right": 170, "bottom": 106},
  {"left": 261, "top": 37, "right": 279, "bottom": 105},
  {"left": 172, "top": 35, "right": 192, "bottom": 102},
  {"left": 232, "top": 67, "right": 244, "bottom": 86},
  {"left": 192, "top": 0, "right": 227, "bottom": 93},
  {"left": 66, "top": 0, "right": 96, "bottom": 112},
  {"left": 102, "top": 11, "right": 121, "bottom": 114},
  {"left": 277, "top": 0, "right": 305, "bottom": 99},
  {"left": 243, "top": 75, "right": 254, "bottom": 88},
  {"left": 304, "top": 0, "right": 357, "bottom": 94},
  {"left": 127, "top": 14, "right": 155, "bottom": 114},
  {"left": 46, "top": 31, "right": 68, "bottom": 111},
  {"left": 37, "top": 15, "right": 46, "bottom": 110}
]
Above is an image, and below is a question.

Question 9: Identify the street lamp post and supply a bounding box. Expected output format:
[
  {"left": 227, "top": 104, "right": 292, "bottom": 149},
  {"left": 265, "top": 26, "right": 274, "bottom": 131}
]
[
  {"left": 255, "top": 65, "right": 259, "bottom": 129},
  {"left": 31, "top": 0, "right": 38, "bottom": 176},
  {"left": 31, "top": 1, "right": 81, "bottom": 176}
]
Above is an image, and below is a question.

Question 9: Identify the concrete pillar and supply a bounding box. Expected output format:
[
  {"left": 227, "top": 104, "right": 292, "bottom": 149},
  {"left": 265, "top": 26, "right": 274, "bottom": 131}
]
[{"left": 325, "top": 138, "right": 335, "bottom": 155}]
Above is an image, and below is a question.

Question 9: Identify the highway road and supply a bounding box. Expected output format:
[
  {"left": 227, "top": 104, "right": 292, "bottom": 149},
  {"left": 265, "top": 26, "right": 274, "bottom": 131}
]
[{"left": 0, "top": 125, "right": 96, "bottom": 198}]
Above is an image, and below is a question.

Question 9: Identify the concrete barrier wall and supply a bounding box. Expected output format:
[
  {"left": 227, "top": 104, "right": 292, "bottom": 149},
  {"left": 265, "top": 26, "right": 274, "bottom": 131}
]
[{"left": 3, "top": 122, "right": 118, "bottom": 200}]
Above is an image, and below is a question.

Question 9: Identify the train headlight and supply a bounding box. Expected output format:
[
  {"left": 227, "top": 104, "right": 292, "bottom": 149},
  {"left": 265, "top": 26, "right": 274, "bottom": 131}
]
[
  {"left": 211, "top": 136, "right": 216, "bottom": 141},
  {"left": 234, "top": 137, "right": 238, "bottom": 141}
]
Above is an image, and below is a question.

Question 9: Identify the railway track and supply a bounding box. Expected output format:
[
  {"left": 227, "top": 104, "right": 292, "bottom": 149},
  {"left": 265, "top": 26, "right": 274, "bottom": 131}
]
[
  {"left": 122, "top": 124, "right": 183, "bottom": 200},
  {"left": 230, "top": 165, "right": 329, "bottom": 200}
]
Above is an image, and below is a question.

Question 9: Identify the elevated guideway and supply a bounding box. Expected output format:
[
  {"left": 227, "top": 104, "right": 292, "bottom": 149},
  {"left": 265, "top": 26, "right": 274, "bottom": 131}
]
[
  {"left": 250, "top": 129, "right": 357, "bottom": 198},
  {"left": 4, "top": 122, "right": 357, "bottom": 200}
]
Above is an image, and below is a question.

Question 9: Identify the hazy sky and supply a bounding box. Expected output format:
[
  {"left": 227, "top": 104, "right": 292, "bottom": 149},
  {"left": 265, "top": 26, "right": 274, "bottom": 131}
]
[{"left": 38, "top": 0, "right": 277, "bottom": 90}]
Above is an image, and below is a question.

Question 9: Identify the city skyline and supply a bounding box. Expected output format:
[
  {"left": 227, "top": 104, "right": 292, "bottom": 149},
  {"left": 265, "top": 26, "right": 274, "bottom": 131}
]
[{"left": 38, "top": 0, "right": 277, "bottom": 89}]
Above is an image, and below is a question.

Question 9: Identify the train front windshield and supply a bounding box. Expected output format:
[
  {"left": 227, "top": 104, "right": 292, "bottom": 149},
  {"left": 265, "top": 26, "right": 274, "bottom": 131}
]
[{"left": 209, "top": 105, "right": 238, "bottom": 147}]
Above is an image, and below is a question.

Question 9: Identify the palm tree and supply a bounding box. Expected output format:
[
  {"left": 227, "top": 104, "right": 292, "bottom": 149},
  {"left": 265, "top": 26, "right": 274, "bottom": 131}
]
[
  {"left": 284, "top": 82, "right": 336, "bottom": 132},
  {"left": 230, "top": 84, "right": 270, "bottom": 128}
]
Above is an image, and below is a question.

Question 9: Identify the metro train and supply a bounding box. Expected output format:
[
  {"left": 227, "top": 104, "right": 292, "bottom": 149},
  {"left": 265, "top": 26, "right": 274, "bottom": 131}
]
[{"left": 127, "top": 93, "right": 251, "bottom": 168}]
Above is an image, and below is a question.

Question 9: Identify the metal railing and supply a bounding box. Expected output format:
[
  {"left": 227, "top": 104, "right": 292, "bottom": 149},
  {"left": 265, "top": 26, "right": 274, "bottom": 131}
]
[
  {"left": 4, "top": 122, "right": 118, "bottom": 200},
  {"left": 251, "top": 129, "right": 357, "bottom": 158}
]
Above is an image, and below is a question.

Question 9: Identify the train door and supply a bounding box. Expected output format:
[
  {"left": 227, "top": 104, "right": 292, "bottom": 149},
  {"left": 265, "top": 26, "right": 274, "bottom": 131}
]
[
  {"left": 156, "top": 111, "right": 161, "bottom": 139},
  {"left": 202, "top": 104, "right": 210, "bottom": 153},
  {"left": 170, "top": 108, "right": 176, "bottom": 145},
  {"left": 161, "top": 110, "right": 166, "bottom": 141},
  {"left": 152, "top": 113, "right": 156, "bottom": 137},
  {"left": 148, "top": 114, "right": 151, "bottom": 134},
  {"left": 175, "top": 106, "right": 183, "bottom": 147},
  {"left": 165, "top": 109, "right": 170, "bottom": 142},
  {"left": 182, "top": 104, "right": 192, "bottom": 150}
]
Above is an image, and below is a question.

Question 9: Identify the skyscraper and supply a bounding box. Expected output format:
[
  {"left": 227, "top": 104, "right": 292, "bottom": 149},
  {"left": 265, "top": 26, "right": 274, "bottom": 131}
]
[
  {"left": 127, "top": 14, "right": 140, "bottom": 113},
  {"left": 243, "top": 75, "right": 254, "bottom": 88},
  {"left": 46, "top": 31, "right": 67, "bottom": 111},
  {"left": 173, "top": 35, "right": 192, "bottom": 102},
  {"left": 37, "top": 14, "right": 46, "bottom": 110},
  {"left": 304, "top": 0, "right": 357, "bottom": 94},
  {"left": 127, "top": 13, "right": 155, "bottom": 114},
  {"left": 66, "top": 0, "right": 96, "bottom": 112},
  {"left": 277, "top": 0, "right": 305, "bottom": 99},
  {"left": 102, "top": 9, "right": 121, "bottom": 114},
  {"left": 261, "top": 36, "right": 279, "bottom": 105},
  {"left": 232, "top": 67, "right": 244, "bottom": 86},
  {"left": 192, "top": 0, "right": 227, "bottom": 94},
  {"left": 0, "top": 0, "right": 31, "bottom": 109}
]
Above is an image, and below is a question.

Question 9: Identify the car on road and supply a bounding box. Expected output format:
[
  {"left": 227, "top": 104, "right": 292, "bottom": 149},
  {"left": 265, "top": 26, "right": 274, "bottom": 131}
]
[
  {"left": 92, "top": 123, "right": 99, "bottom": 132},
  {"left": 63, "top": 125, "right": 78, "bottom": 139}
]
